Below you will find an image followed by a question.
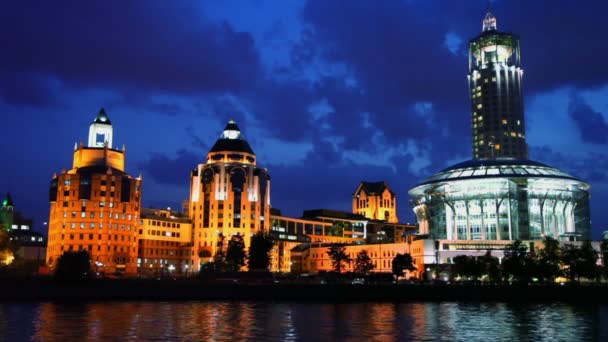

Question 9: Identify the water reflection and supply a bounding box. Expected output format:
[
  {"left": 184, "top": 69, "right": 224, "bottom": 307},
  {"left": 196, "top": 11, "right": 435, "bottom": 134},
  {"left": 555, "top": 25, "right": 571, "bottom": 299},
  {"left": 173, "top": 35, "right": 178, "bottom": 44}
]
[{"left": 0, "top": 301, "right": 604, "bottom": 341}]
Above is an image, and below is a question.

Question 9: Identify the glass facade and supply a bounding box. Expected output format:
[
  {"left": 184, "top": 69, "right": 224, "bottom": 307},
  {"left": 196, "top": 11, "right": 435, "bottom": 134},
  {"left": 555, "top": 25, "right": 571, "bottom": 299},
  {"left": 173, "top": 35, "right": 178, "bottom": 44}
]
[{"left": 409, "top": 160, "right": 591, "bottom": 241}]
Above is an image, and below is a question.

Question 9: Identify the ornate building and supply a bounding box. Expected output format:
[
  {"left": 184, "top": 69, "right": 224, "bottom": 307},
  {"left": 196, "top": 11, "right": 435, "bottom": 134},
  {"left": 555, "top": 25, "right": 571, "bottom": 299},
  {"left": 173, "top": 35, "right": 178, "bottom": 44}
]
[
  {"left": 352, "top": 181, "right": 398, "bottom": 223},
  {"left": 46, "top": 109, "right": 142, "bottom": 274},
  {"left": 188, "top": 120, "right": 271, "bottom": 271},
  {"left": 469, "top": 12, "right": 527, "bottom": 159},
  {"left": 409, "top": 13, "right": 591, "bottom": 243}
]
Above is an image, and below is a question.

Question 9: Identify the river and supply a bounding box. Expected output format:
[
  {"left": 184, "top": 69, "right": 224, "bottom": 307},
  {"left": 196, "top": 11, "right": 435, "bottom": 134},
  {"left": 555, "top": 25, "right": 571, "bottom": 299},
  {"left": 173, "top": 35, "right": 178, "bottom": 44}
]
[{"left": 1, "top": 301, "right": 606, "bottom": 341}]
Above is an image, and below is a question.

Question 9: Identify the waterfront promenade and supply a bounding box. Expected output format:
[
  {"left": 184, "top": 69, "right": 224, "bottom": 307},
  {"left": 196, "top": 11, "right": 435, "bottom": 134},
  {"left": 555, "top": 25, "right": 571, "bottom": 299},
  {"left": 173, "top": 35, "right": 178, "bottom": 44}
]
[{"left": 2, "top": 278, "right": 607, "bottom": 303}]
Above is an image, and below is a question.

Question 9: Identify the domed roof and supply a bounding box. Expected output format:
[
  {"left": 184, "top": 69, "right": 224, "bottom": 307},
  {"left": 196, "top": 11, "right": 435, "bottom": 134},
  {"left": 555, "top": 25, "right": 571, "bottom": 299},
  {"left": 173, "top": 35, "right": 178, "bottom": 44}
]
[
  {"left": 415, "top": 158, "right": 585, "bottom": 187},
  {"left": 209, "top": 120, "right": 254, "bottom": 155}
]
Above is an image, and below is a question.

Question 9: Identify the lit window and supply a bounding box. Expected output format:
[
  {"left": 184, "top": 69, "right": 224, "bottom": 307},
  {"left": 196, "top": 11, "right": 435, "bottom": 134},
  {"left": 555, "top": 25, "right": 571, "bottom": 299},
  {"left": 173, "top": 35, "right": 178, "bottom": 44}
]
[
  {"left": 502, "top": 119, "right": 507, "bottom": 124},
  {"left": 484, "top": 79, "right": 488, "bottom": 83},
  {"left": 510, "top": 132, "right": 516, "bottom": 137},
  {"left": 477, "top": 104, "right": 483, "bottom": 109},
  {"left": 492, "top": 77, "right": 496, "bottom": 82}
]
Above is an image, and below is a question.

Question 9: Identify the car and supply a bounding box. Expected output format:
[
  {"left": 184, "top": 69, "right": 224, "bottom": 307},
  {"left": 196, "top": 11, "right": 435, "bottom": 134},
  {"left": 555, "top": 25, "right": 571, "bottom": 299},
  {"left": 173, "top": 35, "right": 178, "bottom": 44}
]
[{"left": 351, "top": 278, "right": 365, "bottom": 285}]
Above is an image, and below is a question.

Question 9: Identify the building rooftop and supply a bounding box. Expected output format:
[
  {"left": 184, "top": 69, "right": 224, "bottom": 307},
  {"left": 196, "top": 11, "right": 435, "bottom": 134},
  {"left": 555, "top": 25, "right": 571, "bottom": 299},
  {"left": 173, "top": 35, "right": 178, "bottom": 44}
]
[
  {"left": 355, "top": 181, "right": 393, "bottom": 196},
  {"left": 302, "top": 209, "right": 368, "bottom": 221},
  {"left": 93, "top": 108, "right": 112, "bottom": 125},
  {"left": 209, "top": 120, "right": 255, "bottom": 155},
  {"left": 415, "top": 158, "right": 586, "bottom": 187},
  {"left": 2, "top": 193, "right": 14, "bottom": 207}
]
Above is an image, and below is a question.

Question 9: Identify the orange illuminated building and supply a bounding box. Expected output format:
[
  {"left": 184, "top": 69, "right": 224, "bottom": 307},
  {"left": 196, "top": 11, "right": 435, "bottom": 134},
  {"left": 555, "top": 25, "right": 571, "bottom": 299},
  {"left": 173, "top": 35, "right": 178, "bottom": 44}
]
[
  {"left": 352, "top": 181, "right": 398, "bottom": 223},
  {"left": 188, "top": 120, "right": 271, "bottom": 271},
  {"left": 304, "top": 238, "right": 430, "bottom": 277},
  {"left": 137, "top": 208, "right": 193, "bottom": 275},
  {"left": 46, "top": 109, "right": 142, "bottom": 274}
]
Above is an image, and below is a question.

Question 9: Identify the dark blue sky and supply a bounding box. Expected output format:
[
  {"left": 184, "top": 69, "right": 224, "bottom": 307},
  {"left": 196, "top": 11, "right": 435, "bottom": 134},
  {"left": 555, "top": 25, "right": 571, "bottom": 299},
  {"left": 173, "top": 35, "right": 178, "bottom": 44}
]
[{"left": 2, "top": 0, "right": 607, "bottom": 238}]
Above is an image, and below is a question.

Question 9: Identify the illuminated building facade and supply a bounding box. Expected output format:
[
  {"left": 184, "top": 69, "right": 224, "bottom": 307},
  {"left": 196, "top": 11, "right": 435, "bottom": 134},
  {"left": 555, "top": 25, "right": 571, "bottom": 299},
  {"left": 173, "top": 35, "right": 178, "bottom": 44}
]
[
  {"left": 409, "top": 159, "right": 591, "bottom": 241},
  {"left": 303, "top": 239, "right": 433, "bottom": 277},
  {"left": 469, "top": 12, "right": 527, "bottom": 159},
  {"left": 188, "top": 120, "right": 271, "bottom": 271},
  {"left": 352, "top": 181, "right": 398, "bottom": 223},
  {"left": 137, "top": 208, "right": 193, "bottom": 276},
  {"left": 1, "top": 193, "right": 46, "bottom": 265},
  {"left": 46, "top": 109, "right": 142, "bottom": 274},
  {"left": 407, "top": 11, "right": 593, "bottom": 271},
  {"left": 0, "top": 193, "right": 15, "bottom": 232}
]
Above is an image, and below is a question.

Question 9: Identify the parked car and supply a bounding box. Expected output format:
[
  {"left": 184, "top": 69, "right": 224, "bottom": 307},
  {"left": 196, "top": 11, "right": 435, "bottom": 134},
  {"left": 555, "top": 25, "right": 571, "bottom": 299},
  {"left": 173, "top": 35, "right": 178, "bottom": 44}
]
[{"left": 351, "top": 278, "right": 365, "bottom": 285}]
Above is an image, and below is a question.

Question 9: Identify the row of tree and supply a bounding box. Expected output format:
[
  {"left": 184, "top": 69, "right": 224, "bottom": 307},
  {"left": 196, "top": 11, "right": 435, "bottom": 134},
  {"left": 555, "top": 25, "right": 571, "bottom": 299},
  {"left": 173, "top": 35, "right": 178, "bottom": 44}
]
[
  {"left": 449, "top": 238, "right": 608, "bottom": 283},
  {"left": 204, "top": 231, "right": 275, "bottom": 272},
  {"left": 325, "top": 244, "right": 417, "bottom": 280}
]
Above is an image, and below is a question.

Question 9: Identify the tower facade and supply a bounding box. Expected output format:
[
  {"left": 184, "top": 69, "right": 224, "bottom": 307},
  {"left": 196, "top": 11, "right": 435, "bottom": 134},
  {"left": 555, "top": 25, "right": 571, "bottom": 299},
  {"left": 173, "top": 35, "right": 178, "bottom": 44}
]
[
  {"left": 469, "top": 12, "right": 527, "bottom": 159},
  {"left": 352, "top": 181, "right": 398, "bottom": 223},
  {"left": 188, "top": 120, "right": 271, "bottom": 271},
  {"left": 0, "top": 193, "right": 15, "bottom": 232},
  {"left": 46, "top": 109, "right": 142, "bottom": 274}
]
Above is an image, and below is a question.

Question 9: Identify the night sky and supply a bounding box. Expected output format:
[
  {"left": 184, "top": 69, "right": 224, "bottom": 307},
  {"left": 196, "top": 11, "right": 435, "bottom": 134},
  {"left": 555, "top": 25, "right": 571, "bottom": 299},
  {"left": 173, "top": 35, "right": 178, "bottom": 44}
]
[{"left": 2, "top": 1, "right": 607, "bottom": 238}]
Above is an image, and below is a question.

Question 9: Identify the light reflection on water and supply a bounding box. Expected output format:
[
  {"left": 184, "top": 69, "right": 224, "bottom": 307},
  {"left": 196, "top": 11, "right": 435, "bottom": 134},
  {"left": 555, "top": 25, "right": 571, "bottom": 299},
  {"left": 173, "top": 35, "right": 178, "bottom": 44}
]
[{"left": 0, "top": 301, "right": 605, "bottom": 341}]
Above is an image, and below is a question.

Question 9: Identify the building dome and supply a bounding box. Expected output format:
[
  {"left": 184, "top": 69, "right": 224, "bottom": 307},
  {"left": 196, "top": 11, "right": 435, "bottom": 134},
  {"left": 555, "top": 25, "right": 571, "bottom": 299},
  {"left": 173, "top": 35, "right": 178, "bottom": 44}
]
[
  {"left": 209, "top": 120, "right": 254, "bottom": 155},
  {"left": 408, "top": 158, "right": 590, "bottom": 242},
  {"left": 412, "top": 158, "right": 587, "bottom": 189}
]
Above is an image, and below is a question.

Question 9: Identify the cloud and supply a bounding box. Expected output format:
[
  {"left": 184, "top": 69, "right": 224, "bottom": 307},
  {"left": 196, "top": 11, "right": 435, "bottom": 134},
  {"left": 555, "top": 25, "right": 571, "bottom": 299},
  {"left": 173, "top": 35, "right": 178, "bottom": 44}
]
[
  {"left": 139, "top": 149, "right": 199, "bottom": 186},
  {"left": 568, "top": 94, "right": 608, "bottom": 144},
  {"left": 444, "top": 32, "right": 464, "bottom": 55},
  {"left": 0, "top": 1, "right": 261, "bottom": 103}
]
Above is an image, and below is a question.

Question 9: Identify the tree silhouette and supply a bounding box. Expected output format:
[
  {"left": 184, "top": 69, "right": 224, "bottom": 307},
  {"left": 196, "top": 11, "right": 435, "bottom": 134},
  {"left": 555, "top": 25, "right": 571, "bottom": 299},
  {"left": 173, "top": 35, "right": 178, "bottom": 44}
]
[
  {"left": 392, "top": 253, "right": 416, "bottom": 281},
  {"left": 55, "top": 251, "right": 91, "bottom": 280},
  {"left": 326, "top": 244, "right": 351, "bottom": 273},
  {"left": 562, "top": 241, "right": 598, "bottom": 282},
  {"left": 600, "top": 239, "right": 608, "bottom": 280},
  {"left": 452, "top": 255, "right": 481, "bottom": 280},
  {"left": 479, "top": 250, "right": 500, "bottom": 283},
  {"left": 248, "top": 231, "right": 275, "bottom": 271},
  {"left": 213, "top": 233, "right": 227, "bottom": 272},
  {"left": 502, "top": 240, "right": 533, "bottom": 283},
  {"left": 535, "top": 237, "right": 562, "bottom": 283},
  {"left": 226, "top": 233, "right": 247, "bottom": 272},
  {"left": 353, "top": 250, "right": 375, "bottom": 275}
]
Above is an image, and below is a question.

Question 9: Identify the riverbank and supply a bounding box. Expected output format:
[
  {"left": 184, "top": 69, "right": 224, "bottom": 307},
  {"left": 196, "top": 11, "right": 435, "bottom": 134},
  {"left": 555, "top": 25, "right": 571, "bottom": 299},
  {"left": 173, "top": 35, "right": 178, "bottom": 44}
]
[{"left": 2, "top": 278, "right": 607, "bottom": 302}]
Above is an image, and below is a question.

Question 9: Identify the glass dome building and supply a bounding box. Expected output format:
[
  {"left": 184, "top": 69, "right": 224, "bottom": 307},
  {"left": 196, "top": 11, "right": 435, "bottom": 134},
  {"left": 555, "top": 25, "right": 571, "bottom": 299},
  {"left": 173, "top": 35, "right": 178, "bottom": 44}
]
[{"left": 408, "top": 158, "right": 591, "bottom": 241}]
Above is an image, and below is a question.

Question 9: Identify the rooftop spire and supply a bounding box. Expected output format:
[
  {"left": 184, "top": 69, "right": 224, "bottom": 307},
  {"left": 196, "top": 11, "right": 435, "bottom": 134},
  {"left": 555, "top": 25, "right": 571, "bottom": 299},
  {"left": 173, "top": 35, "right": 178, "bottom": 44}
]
[
  {"left": 2, "top": 193, "right": 14, "bottom": 207},
  {"left": 483, "top": 11, "right": 497, "bottom": 32},
  {"left": 220, "top": 119, "right": 243, "bottom": 140},
  {"left": 93, "top": 107, "right": 112, "bottom": 125}
]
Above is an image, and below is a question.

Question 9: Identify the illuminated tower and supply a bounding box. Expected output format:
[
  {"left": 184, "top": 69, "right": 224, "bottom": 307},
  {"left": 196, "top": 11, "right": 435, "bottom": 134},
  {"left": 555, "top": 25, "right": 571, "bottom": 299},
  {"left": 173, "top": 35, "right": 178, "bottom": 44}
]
[
  {"left": 188, "top": 120, "right": 271, "bottom": 271},
  {"left": 46, "top": 108, "right": 142, "bottom": 274},
  {"left": 0, "top": 193, "right": 15, "bottom": 231},
  {"left": 469, "top": 12, "right": 527, "bottom": 159},
  {"left": 352, "top": 181, "right": 398, "bottom": 223},
  {"left": 88, "top": 108, "right": 113, "bottom": 148}
]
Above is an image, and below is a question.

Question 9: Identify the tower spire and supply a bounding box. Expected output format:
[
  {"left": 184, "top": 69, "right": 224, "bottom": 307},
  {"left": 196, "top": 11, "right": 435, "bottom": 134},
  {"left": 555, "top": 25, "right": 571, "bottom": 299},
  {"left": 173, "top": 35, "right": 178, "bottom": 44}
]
[
  {"left": 88, "top": 107, "right": 114, "bottom": 148},
  {"left": 483, "top": 11, "right": 497, "bottom": 32}
]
